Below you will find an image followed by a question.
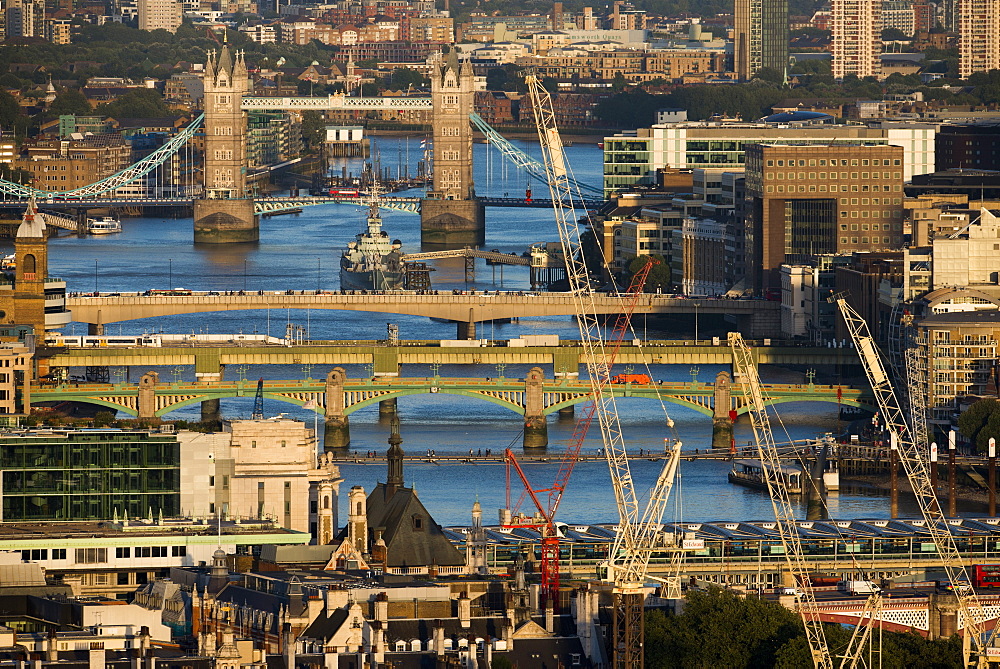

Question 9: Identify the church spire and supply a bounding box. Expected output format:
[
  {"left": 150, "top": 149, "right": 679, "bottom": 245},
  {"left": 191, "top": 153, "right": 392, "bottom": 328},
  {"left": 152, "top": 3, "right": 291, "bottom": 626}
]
[{"left": 386, "top": 414, "right": 404, "bottom": 498}]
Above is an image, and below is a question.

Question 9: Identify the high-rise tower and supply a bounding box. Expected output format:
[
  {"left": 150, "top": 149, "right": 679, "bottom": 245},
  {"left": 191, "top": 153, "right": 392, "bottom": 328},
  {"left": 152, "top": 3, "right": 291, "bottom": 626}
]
[
  {"left": 194, "top": 45, "right": 259, "bottom": 243},
  {"left": 734, "top": 0, "right": 788, "bottom": 80},
  {"left": 959, "top": 0, "right": 1000, "bottom": 77},
  {"left": 420, "top": 47, "right": 485, "bottom": 249},
  {"left": 832, "top": 0, "right": 881, "bottom": 79}
]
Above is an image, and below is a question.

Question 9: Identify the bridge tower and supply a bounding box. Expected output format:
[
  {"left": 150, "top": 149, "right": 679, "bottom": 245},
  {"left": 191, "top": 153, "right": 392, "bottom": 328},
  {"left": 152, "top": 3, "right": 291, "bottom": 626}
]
[
  {"left": 11, "top": 198, "right": 49, "bottom": 338},
  {"left": 420, "top": 48, "right": 485, "bottom": 249},
  {"left": 193, "top": 45, "right": 259, "bottom": 243}
]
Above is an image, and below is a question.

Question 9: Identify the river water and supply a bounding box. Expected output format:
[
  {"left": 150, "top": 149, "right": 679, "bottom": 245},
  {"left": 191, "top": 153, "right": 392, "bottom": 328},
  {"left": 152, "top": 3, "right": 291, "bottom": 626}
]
[{"left": 10, "top": 137, "right": 973, "bottom": 526}]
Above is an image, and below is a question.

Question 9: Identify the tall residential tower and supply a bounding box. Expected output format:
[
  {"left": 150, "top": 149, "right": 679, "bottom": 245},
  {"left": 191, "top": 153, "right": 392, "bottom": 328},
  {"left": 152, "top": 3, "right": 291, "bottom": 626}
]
[
  {"left": 832, "top": 0, "right": 881, "bottom": 79},
  {"left": 959, "top": 0, "right": 1000, "bottom": 77},
  {"left": 734, "top": 0, "right": 789, "bottom": 80}
]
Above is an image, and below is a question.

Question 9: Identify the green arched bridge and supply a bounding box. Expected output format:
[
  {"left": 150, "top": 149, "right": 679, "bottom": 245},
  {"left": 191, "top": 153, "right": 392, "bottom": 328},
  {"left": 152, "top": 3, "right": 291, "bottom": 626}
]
[{"left": 30, "top": 375, "right": 874, "bottom": 419}]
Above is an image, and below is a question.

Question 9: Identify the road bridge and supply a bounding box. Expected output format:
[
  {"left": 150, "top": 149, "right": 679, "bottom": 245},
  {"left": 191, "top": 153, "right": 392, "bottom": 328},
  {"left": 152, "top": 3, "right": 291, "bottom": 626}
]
[
  {"left": 41, "top": 339, "right": 861, "bottom": 379},
  {"left": 66, "top": 293, "right": 785, "bottom": 339}
]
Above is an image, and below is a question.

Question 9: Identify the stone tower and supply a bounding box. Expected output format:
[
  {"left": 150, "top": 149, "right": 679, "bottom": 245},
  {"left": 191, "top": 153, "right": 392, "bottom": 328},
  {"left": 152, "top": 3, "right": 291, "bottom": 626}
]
[
  {"left": 420, "top": 47, "right": 485, "bottom": 249},
  {"left": 386, "top": 414, "right": 404, "bottom": 498},
  {"left": 194, "top": 45, "right": 259, "bottom": 243},
  {"left": 13, "top": 197, "right": 48, "bottom": 336}
]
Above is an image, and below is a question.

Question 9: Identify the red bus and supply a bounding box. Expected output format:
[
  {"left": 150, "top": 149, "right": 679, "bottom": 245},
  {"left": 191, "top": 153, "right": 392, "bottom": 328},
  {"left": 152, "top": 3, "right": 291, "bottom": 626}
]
[
  {"left": 330, "top": 189, "right": 361, "bottom": 197},
  {"left": 972, "top": 565, "right": 1000, "bottom": 588}
]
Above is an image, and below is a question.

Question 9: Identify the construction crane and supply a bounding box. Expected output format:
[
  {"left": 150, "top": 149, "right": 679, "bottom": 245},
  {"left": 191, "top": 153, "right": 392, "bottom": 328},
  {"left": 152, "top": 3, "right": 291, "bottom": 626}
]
[
  {"left": 526, "top": 73, "right": 682, "bottom": 669},
  {"left": 728, "top": 332, "right": 834, "bottom": 669},
  {"left": 503, "top": 258, "right": 659, "bottom": 610},
  {"left": 832, "top": 295, "right": 993, "bottom": 666}
]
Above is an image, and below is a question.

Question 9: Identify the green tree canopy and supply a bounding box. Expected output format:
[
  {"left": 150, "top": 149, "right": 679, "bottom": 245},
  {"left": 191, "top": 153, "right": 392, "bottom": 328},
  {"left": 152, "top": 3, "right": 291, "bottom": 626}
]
[
  {"left": 46, "top": 89, "right": 93, "bottom": 118},
  {"left": 96, "top": 88, "right": 170, "bottom": 118},
  {"left": 388, "top": 67, "right": 428, "bottom": 91},
  {"left": 958, "top": 398, "right": 1000, "bottom": 454},
  {"left": 625, "top": 254, "right": 672, "bottom": 292}
]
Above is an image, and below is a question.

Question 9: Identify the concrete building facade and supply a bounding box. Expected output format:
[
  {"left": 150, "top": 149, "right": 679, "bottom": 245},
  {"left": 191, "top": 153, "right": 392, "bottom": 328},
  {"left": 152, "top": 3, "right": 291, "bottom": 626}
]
[
  {"left": 744, "top": 143, "right": 904, "bottom": 290},
  {"left": 179, "top": 417, "right": 342, "bottom": 541}
]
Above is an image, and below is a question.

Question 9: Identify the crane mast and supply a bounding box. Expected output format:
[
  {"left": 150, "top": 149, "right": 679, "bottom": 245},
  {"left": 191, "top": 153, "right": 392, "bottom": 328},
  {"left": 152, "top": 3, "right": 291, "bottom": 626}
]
[
  {"left": 526, "top": 74, "right": 682, "bottom": 669},
  {"left": 728, "top": 332, "right": 834, "bottom": 669},
  {"left": 503, "top": 258, "right": 659, "bottom": 609},
  {"left": 833, "top": 296, "right": 991, "bottom": 665}
]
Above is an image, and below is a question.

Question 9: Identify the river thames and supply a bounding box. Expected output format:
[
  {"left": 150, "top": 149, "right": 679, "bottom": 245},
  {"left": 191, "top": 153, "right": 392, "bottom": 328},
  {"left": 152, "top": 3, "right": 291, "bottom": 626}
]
[{"left": 12, "top": 138, "right": 975, "bottom": 526}]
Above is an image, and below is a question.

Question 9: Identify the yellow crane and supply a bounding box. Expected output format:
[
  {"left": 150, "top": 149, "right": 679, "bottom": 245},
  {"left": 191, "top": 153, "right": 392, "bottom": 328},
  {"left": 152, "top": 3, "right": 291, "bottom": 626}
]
[
  {"left": 526, "top": 73, "right": 683, "bottom": 669},
  {"left": 833, "top": 295, "right": 994, "bottom": 666}
]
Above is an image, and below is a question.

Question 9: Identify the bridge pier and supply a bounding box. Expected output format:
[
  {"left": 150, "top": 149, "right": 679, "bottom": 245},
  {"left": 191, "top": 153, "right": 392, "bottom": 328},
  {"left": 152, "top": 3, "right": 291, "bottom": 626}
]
[
  {"left": 711, "top": 371, "right": 733, "bottom": 451},
  {"left": 196, "top": 366, "right": 224, "bottom": 429},
  {"left": 420, "top": 199, "right": 486, "bottom": 250},
  {"left": 456, "top": 319, "right": 476, "bottom": 340},
  {"left": 557, "top": 405, "right": 574, "bottom": 420},
  {"left": 138, "top": 371, "right": 159, "bottom": 419},
  {"left": 523, "top": 367, "right": 548, "bottom": 450},
  {"left": 324, "top": 367, "right": 350, "bottom": 450},
  {"left": 75, "top": 208, "right": 88, "bottom": 235},
  {"left": 193, "top": 199, "right": 259, "bottom": 243},
  {"left": 87, "top": 322, "right": 104, "bottom": 336},
  {"left": 379, "top": 397, "right": 397, "bottom": 418}
]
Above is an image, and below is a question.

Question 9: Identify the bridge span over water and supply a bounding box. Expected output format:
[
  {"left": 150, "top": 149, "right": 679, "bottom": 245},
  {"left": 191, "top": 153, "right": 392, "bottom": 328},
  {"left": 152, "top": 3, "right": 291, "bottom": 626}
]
[
  {"left": 42, "top": 339, "right": 860, "bottom": 379},
  {"left": 67, "top": 292, "right": 784, "bottom": 339}
]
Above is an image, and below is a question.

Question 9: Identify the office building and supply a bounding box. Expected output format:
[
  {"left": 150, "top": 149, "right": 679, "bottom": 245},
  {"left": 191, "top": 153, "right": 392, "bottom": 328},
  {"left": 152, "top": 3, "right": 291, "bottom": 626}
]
[
  {"left": 936, "top": 123, "right": 1000, "bottom": 169},
  {"left": 744, "top": 143, "right": 904, "bottom": 290},
  {"left": 959, "top": 0, "right": 1000, "bottom": 77},
  {"left": 734, "top": 0, "right": 789, "bottom": 79},
  {"left": 603, "top": 122, "right": 935, "bottom": 197},
  {"left": 137, "top": 0, "right": 182, "bottom": 33},
  {"left": 832, "top": 0, "right": 881, "bottom": 79},
  {"left": 0, "top": 429, "right": 180, "bottom": 522}
]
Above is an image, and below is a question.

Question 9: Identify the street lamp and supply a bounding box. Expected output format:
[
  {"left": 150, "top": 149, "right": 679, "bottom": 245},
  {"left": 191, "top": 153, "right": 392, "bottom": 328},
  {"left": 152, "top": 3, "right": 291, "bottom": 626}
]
[
  {"left": 94, "top": 260, "right": 98, "bottom": 294},
  {"left": 168, "top": 259, "right": 172, "bottom": 290},
  {"left": 694, "top": 302, "right": 700, "bottom": 344},
  {"left": 243, "top": 259, "right": 248, "bottom": 291}
]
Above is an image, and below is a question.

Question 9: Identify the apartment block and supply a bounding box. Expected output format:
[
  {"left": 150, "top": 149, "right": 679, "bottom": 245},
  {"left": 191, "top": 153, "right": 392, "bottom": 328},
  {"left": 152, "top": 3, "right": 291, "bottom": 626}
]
[
  {"left": 744, "top": 143, "right": 905, "bottom": 290},
  {"left": 832, "top": 0, "right": 881, "bottom": 79},
  {"left": 137, "top": 0, "right": 182, "bottom": 33},
  {"left": 959, "top": 0, "right": 1000, "bottom": 77}
]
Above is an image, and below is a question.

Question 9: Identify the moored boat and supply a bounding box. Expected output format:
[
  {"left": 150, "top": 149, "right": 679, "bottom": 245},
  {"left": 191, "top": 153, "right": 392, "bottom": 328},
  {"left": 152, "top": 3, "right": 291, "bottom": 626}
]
[
  {"left": 339, "top": 190, "right": 405, "bottom": 290},
  {"left": 87, "top": 216, "right": 122, "bottom": 234},
  {"left": 728, "top": 459, "right": 804, "bottom": 494}
]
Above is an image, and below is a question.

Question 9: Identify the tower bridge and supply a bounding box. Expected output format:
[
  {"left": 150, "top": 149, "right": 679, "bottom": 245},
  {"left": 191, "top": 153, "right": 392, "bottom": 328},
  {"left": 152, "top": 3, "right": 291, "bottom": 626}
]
[{"left": 0, "top": 47, "right": 571, "bottom": 247}]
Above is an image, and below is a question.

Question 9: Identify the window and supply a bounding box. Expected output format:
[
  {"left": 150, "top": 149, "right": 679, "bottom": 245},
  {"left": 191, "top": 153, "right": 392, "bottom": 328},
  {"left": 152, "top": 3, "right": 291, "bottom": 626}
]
[
  {"left": 412, "top": 514, "right": 424, "bottom": 531},
  {"left": 251, "top": 440, "right": 257, "bottom": 448},
  {"left": 135, "top": 546, "right": 168, "bottom": 558},
  {"left": 116, "top": 547, "right": 130, "bottom": 558},
  {"left": 117, "top": 572, "right": 130, "bottom": 585},
  {"left": 210, "top": 475, "right": 215, "bottom": 486},
  {"left": 171, "top": 546, "right": 186, "bottom": 557},
  {"left": 280, "top": 440, "right": 286, "bottom": 448},
  {"left": 75, "top": 548, "right": 107, "bottom": 564},
  {"left": 21, "top": 549, "right": 47, "bottom": 561},
  {"left": 52, "top": 549, "right": 66, "bottom": 560}
]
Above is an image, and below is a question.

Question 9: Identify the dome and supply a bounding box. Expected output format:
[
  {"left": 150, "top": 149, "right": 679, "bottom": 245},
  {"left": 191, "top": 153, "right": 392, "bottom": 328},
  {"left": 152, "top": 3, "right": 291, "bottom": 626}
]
[{"left": 760, "top": 111, "right": 834, "bottom": 125}]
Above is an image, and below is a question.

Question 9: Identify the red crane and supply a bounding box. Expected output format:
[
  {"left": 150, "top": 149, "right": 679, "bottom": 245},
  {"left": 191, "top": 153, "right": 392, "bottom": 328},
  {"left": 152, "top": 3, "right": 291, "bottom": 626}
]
[{"left": 504, "top": 258, "right": 658, "bottom": 609}]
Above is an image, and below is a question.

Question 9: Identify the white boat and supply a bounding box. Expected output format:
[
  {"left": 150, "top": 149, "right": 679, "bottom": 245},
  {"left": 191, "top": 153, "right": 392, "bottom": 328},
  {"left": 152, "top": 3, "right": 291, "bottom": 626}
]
[{"left": 87, "top": 216, "right": 122, "bottom": 234}]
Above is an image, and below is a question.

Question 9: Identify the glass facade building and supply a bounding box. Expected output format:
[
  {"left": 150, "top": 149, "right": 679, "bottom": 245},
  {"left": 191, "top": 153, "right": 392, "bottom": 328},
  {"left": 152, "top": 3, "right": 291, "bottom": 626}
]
[{"left": 0, "top": 430, "right": 180, "bottom": 522}]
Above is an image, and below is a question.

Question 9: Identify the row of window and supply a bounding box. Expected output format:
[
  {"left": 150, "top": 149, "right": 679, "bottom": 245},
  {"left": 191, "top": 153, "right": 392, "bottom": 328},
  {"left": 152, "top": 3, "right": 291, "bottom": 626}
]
[
  {"left": 841, "top": 223, "right": 902, "bottom": 231},
  {"left": 29, "top": 545, "right": 190, "bottom": 563},
  {"left": 840, "top": 236, "right": 896, "bottom": 245},
  {"left": 769, "top": 171, "right": 901, "bottom": 181},
  {"left": 767, "top": 184, "right": 902, "bottom": 193},
  {"left": 767, "top": 158, "right": 900, "bottom": 167}
]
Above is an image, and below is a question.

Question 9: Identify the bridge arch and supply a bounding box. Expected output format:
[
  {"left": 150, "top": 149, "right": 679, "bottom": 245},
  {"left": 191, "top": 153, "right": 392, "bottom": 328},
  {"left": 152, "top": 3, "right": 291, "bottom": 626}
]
[
  {"left": 541, "top": 393, "right": 714, "bottom": 417},
  {"left": 343, "top": 388, "right": 525, "bottom": 416}
]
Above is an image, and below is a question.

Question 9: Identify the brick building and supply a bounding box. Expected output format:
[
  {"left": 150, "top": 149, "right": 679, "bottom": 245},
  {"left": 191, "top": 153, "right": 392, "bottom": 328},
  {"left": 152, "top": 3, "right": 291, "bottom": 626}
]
[{"left": 744, "top": 143, "right": 904, "bottom": 291}]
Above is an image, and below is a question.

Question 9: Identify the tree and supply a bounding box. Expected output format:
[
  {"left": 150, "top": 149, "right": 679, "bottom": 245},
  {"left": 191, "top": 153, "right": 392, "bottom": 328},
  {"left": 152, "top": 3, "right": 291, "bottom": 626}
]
[
  {"left": 625, "top": 254, "right": 672, "bottom": 292},
  {"left": 46, "top": 89, "right": 92, "bottom": 118},
  {"left": 958, "top": 398, "right": 1000, "bottom": 453},
  {"left": 96, "top": 88, "right": 170, "bottom": 118},
  {"left": 388, "top": 67, "right": 428, "bottom": 91},
  {"left": 882, "top": 27, "right": 911, "bottom": 41}
]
